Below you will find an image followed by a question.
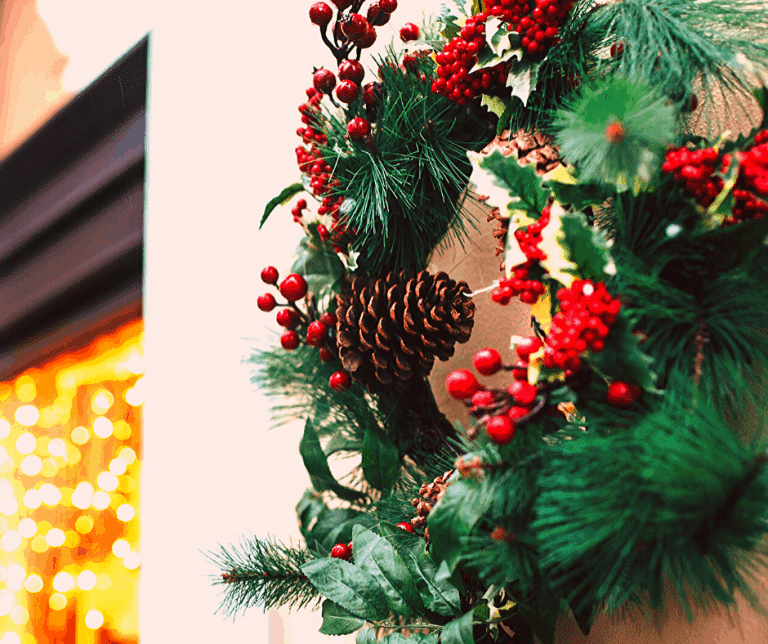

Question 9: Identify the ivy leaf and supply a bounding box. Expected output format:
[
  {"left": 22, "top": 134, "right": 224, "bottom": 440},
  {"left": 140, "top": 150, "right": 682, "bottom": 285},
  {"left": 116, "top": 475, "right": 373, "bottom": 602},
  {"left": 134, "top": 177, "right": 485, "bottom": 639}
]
[
  {"left": 260, "top": 182, "right": 304, "bottom": 229},
  {"left": 589, "top": 313, "right": 658, "bottom": 390},
  {"left": 300, "top": 418, "right": 367, "bottom": 503},
  {"left": 441, "top": 610, "right": 474, "bottom": 644},
  {"left": 301, "top": 558, "right": 389, "bottom": 621},
  {"left": 361, "top": 428, "right": 401, "bottom": 491},
  {"left": 319, "top": 599, "right": 366, "bottom": 636},
  {"left": 291, "top": 238, "right": 345, "bottom": 300},
  {"left": 351, "top": 526, "right": 426, "bottom": 617},
  {"left": 505, "top": 59, "right": 541, "bottom": 108},
  {"left": 397, "top": 532, "right": 461, "bottom": 616}
]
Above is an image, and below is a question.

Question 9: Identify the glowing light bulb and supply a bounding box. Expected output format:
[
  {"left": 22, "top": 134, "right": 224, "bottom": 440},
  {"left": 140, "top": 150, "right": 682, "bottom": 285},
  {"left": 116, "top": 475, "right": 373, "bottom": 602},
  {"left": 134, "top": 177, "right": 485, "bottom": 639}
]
[
  {"left": 46, "top": 529, "right": 65, "bottom": 547},
  {"left": 0, "top": 633, "right": 21, "bottom": 644},
  {"left": 14, "top": 405, "right": 39, "bottom": 426},
  {"left": 17, "top": 519, "right": 36, "bottom": 538},
  {"left": 91, "top": 491, "right": 110, "bottom": 510},
  {"left": 77, "top": 570, "right": 97, "bottom": 591},
  {"left": 71, "top": 426, "right": 89, "bottom": 445},
  {"left": 47, "top": 439, "right": 66, "bottom": 457},
  {"left": 49, "top": 593, "right": 67, "bottom": 610},
  {"left": 109, "top": 458, "right": 127, "bottom": 475},
  {"left": 20, "top": 455, "right": 42, "bottom": 476},
  {"left": 0, "top": 497, "right": 19, "bottom": 516},
  {"left": 93, "top": 418, "right": 113, "bottom": 439},
  {"left": 124, "top": 378, "right": 145, "bottom": 406},
  {"left": 85, "top": 609, "right": 104, "bottom": 629},
  {"left": 0, "top": 420, "right": 9, "bottom": 439},
  {"left": 71, "top": 482, "right": 94, "bottom": 510},
  {"left": 97, "top": 472, "right": 118, "bottom": 492},
  {"left": 116, "top": 504, "right": 135, "bottom": 522},
  {"left": 118, "top": 447, "right": 136, "bottom": 464},
  {"left": 22, "top": 489, "right": 42, "bottom": 509},
  {"left": 52, "top": 572, "right": 74, "bottom": 592},
  {"left": 123, "top": 551, "right": 141, "bottom": 570},
  {"left": 10, "top": 606, "right": 28, "bottom": 625},
  {"left": 14, "top": 434, "right": 36, "bottom": 455},
  {"left": 75, "top": 516, "right": 94, "bottom": 534},
  {"left": 40, "top": 484, "right": 61, "bottom": 505},
  {"left": 24, "top": 575, "right": 43, "bottom": 593},
  {"left": 112, "top": 539, "right": 130, "bottom": 558},
  {"left": 0, "top": 530, "right": 21, "bottom": 553}
]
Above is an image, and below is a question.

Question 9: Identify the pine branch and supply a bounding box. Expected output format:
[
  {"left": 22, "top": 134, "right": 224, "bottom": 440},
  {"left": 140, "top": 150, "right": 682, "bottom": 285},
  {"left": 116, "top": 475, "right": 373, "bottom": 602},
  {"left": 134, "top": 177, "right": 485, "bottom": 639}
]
[{"left": 206, "top": 537, "right": 320, "bottom": 617}]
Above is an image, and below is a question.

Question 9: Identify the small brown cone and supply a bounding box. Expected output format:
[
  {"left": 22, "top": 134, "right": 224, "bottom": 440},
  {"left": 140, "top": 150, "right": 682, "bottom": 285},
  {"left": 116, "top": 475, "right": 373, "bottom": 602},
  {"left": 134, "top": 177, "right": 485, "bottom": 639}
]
[
  {"left": 410, "top": 470, "right": 454, "bottom": 541},
  {"left": 335, "top": 270, "right": 475, "bottom": 392}
]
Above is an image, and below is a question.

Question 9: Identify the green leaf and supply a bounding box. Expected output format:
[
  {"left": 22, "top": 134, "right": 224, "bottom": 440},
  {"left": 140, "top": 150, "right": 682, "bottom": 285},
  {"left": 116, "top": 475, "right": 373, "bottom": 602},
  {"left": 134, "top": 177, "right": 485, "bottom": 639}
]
[
  {"left": 351, "top": 526, "right": 426, "bottom": 617},
  {"left": 397, "top": 532, "right": 461, "bottom": 616},
  {"left": 589, "top": 313, "right": 658, "bottom": 391},
  {"left": 320, "top": 599, "right": 366, "bottom": 635},
  {"left": 481, "top": 94, "right": 508, "bottom": 119},
  {"left": 313, "top": 508, "right": 373, "bottom": 551},
  {"left": 436, "top": 4, "right": 461, "bottom": 40},
  {"left": 704, "top": 153, "right": 740, "bottom": 229},
  {"left": 301, "top": 558, "right": 389, "bottom": 621},
  {"left": 441, "top": 610, "right": 474, "bottom": 644},
  {"left": 299, "top": 418, "right": 367, "bottom": 503},
  {"left": 505, "top": 59, "right": 541, "bottom": 108},
  {"left": 518, "top": 608, "right": 557, "bottom": 644},
  {"left": 427, "top": 478, "right": 492, "bottom": 573},
  {"left": 554, "top": 210, "right": 613, "bottom": 283},
  {"left": 356, "top": 629, "right": 377, "bottom": 644},
  {"left": 260, "top": 182, "right": 304, "bottom": 229},
  {"left": 407, "top": 635, "right": 438, "bottom": 644},
  {"left": 361, "top": 428, "right": 401, "bottom": 491},
  {"left": 543, "top": 166, "right": 612, "bottom": 211},
  {"left": 291, "top": 238, "right": 345, "bottom": 300}
]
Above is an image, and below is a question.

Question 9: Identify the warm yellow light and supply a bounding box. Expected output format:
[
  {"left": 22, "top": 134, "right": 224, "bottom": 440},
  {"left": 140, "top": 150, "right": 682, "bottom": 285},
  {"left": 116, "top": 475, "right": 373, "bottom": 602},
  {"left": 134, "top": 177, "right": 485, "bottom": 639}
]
[
  {"left": 85, "top": 609, "right": 104, "bottom": 629},
  {"left": 64, "top": 531, "right": 80, "bottom": 548},
  {"left": 47, "top": 438, "right": 66, "bottom": 457},
  {"left": 0, "top": 633, "right": 21, "bottom": 644},
  {"left": 123, "top": 551, "right": 141, "bottom": 570},
  {"left": 48, "top": 593, "right": 67, "bottom": 610},
  {"left": 40, "top": 483, "right": 61, "bottom": 505},
  {"left": 75, "top": 516, "right": 94, "bottom": 534},
  {"left": 10, "top": 606, "right": 29, "bottom": 625},
  {"left": 91, "top": 390, "right": 114, "bottom": 414},
  {"left": 71, "top": 482, "right": 94, "bottom": 510},
  {"left": 116, "top": 504, "right": 135, "bottom": 522},
  {"left": 14, "top": 405, "right": 39, "bottom": 427},
  {"left": 118, "top": 447, "right": 136, "bottom": 464},
  {"left": 20, "top": 455, "right": 43, "bottom": 476},
  {"left": 112, "top": 420, "right": 132, "bottom": 440},
  {"left": 124, "top": 378, "right": 144, "bottom": 406},
  {"left": 0, "top": 589, "right": 13, "bottom": 616},
  {"left": 125, "top": 353, "right": 145, "bottom": 374},
  {"left": 109, "top": 458, "right": 127, "bottom": 475},
  {"left": 22, "top": 489, "right": 42, "bottom": 509},
  {"left": 0, "top": 497, "right": 19, "bottom": 516},
  {"left": 17, "top": 518, "right": 36, "bottom": 538},
  {"left": 52, "top": 572, "right": 74, "bottom": 592},
  {"left": 112, "top": 539, "right": 130, "bottom": 558},
  {"left": 45, "top": 529, "right": 65, "bottom": 547},
  {"left": 0, "top": 530, "right": 21, "bottom": 552},
  {"left": 77, "top": 570, "right": 97, "bottom": 591},
  {"left": 95, "top": 574, "right": 112, "bottom": 591},
  {"left": 97, "top": 471, "right": 118, "bottom": 492},
  {"left": 91, "top": 491, "right": 110, "bottom": 510},
  {"left": 0, "top": 419, "right": 10, "bottom": 439},
  {"left": 30, "top": 536, "right": 48, "bottom": 553},
  {"left": 40, "top": 458, "right": 58, "bottom": 478},
  {"left": 93, "top": 417, "right": 113, "bottom": 439},
  {"left": 0, "top": 446, "right": 8, "bottom": 464},
  {"left": 24, "top": 575, "right": 43, "bottom": 593},
  {"left": 64, "top": 444, "right": 80, "bottom": 465},
  {"left": 14, "top": 433, "right": 36, "bottom": 455},
  {"left": 16, "top": 378, "right": 36, "bottom": 403},
  {"left": 4, "top": 565, "right": 24, "bottom": 592},
  {"left": 70, "top": 426, "right": 89, "bottom": 445}
]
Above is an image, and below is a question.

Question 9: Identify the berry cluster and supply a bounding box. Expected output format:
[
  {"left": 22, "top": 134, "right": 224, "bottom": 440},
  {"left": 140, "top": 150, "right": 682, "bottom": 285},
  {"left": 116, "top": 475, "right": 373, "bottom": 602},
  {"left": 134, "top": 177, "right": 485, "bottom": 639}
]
[
  {"left": 662, "top": 146, "right": 724, "bottom": 208},
  {"left": 484, "top": 0, "right": 572, "bottom": 56},
  {"left": 543, "top": 280, "right": 620, "bottom": 374},
  {"left": 256, "top": 266, "right": 351, "bottom": 391},
  {"left": 491, "top": 206, "right": 551, "bottom": 305}
]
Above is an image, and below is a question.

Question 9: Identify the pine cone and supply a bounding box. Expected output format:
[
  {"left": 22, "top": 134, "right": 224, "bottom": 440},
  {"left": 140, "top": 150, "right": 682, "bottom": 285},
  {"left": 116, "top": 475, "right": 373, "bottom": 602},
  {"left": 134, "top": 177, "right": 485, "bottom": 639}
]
[
  {"left": 480, "top": 129, "right": 565, "bottom": 271},
  {"left": 410, "top": 470, "right": 454, "bottom": 540},
  {"left": 335, "top": 271, "right": 474, "bottom": 392}
]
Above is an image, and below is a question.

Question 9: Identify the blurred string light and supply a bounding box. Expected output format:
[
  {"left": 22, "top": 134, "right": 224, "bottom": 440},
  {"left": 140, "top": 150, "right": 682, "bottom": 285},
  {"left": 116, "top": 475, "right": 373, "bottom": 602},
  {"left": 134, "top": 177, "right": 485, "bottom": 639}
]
[{"left": 0, "top": 319, "right": 142, "bottom": 642}]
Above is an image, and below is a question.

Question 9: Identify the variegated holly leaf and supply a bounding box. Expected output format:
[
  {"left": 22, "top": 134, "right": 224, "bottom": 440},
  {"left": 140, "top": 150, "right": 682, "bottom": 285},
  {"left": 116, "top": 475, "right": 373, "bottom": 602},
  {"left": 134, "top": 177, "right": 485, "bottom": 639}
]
[
  {"left": 470, "top": 19, "right": 522, "bottom": 73},
  {"left": 506, "top": 59, "right": 541, "bottom": 107},
  {"left": 481, "top": 94, "right": 508, "bottom": 119}
]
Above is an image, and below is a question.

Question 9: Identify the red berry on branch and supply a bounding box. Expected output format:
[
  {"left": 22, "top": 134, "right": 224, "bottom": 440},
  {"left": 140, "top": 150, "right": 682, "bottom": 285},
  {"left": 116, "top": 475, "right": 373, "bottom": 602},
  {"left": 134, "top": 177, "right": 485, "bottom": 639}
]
[
  {"left": 279, "top": 274, "right": 308, "bottom": 301},
  {"left": 362, "top": 83, "right": 381, "bottom": 107},
  {"left": 329, "top": 370, "right": 351, "bottom": 391},
  {"left": 473, "top": 348, "right": 503, "bottom": 376},
  {"left": 257, "top": 294, "right": 277, "bottom": 312},
  {"left": 400, "top": 23, "right": 420, "bottom": 42},
  {"left": 508, "top": 406, "right": 529, "bottom": 420},
  {"left": 307, "top": 321, "right": 328, "bottom": 346},
  {"left": 329, "top": 0, "right": 352, "bottom": 9},
  {"left": 341, "top": 13, "right": 369, "bottom": 39},
  {"left": 471, "top": 390, "right": 495, "bottom": 407},
  {"left": 336, "top": 80, "right": 360, "bottom": 103},
  {"left": 338, "top": 59, "right": 364, "bottom": 85},
  {"left": 309, "top": 2, "right": 333, "bottom": 27},
  {"left": 605, "top": 121, "right": 625, "bottom": 144},
  {"left": 319, "top": 347, "right": 334, "bottom": 362},
  {"left": 330, "top": 542, "right": 352, "bottom": 560},
  {"left": 347, "top": 116, "right": 371, "bottom": 141},
  {"left": 276, "top": 308, "right": 299, "bottom": 329},
  {"left": 508, "top": 381, "right": 537, "bottom": 406},
  {"left": 357, "top": 25, "right": 377, "bottom": 48},
  {"left": 313, "top": 68, "right": 337, "bottom": 95},
  {"left": 281, "top": 330, "right": 300, "bottom": 350},
  {"left": 486, "top": 415, "right": 515, "bottom": 445},
  {"left": 261, "top": 266, "right": 279, "bottom": 285},
  {"left": 396, "top": 522, "right": 415, "bottom": 533},
  {"left": 515, "top": 336, "right": 543, "bottom": 362},
  {"left": 446, "top": 369, "right": 481, "bottom": 400},
  {"left": 606, "top": 381, "right": 637, "bottom": 408},
  {"left": 320, "top": 312, "right": 337, "bottom": 327},
  {"left": 379, "top": 0, "right": 397, "bottom": 12},
  {"left": 317, "top": 224, "right": 330, "bottom": 241},
  {"left": 511, "top": 360, "right": 529, "bottom": 381},
  {"left": 367, "top": 2, "right": 382, "bottom": 24}
]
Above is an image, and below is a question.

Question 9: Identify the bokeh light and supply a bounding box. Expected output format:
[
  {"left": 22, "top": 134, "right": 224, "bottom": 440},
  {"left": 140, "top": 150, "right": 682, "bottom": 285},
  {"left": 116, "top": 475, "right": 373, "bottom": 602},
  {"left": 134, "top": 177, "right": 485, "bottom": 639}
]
[
  {"left": 24, "top": 575, "right": 43, "bottom": 593},
  {"left": 91, "top": 389, "right": 114, "bottom": 414},
  {"left": 11, "top": 606, "right": 29, "bottom": 625},
  {"left": 15, "top": 433, "right": 36, "bottom": 455},
  {"left": 52, "top": 572, "right": 74, "bottom": 592},
  {"left": 74, "top": 516, "right": 94, "bottom": 534},
  {"left": 117, "top": 504, "right": 135, "bottom": 522},
  {"left": 84, "top": 609, "right": 104, "bottom": 629},
  {"left": 76, "top": 570, "right": 97, "bottom": 591},
  {"left": 0, "top": 633, "right": 21, "bottom": 644},
  {"left": 45, "top": 529, "right": 65, "bottom": 548},
  {"left": 1, "top": 530, "right": 22, "bottom": 552},
  {"left": 20, "top": 455, "right": 43, "bottom": 476},
  {"left": 70, "top": 426, "right": 89, "bottom": 445},
  {"left": 39, "top": 484, "right": 61, "bottom": 505},
  {"left": 91, "top": 491, "right": 110, "bottom": 510},
  {"left": 6, "top": 565, "right": 26, "bottom": 591},
  {"left": 109, "top": 457, "right": 127, "bottom": 475},
  {"left": 112, "top": 539, "right": 130, "bottom": 558},
  {"left": 92, "top": 417, "right": 113, "bottom": 438},
  {"left": 123, "top": 551, "right": 141, "bottom": 570},
  {"left": 22, "top": 490, "right": 42, "bottom": 509},
  {"left": 0, "top": 419, "right": 10, "bottom": 439},
  {"left": 17, "top": 519, "right": 37, "bottom": 538},
  {"left": 14, "top": 405, "right": 39, "bottom": 426},
  {"left": 48, "top": 594, "right": 66, "bottom": 611},
  {"left": 118, "top": 447, "right": 136, "bottom": 464},
  {"left": 97, "top": 471, "right": 118, "bottom": 492},
  {"left": 47, "top": 439, "right": 66, "bottom": 457}
]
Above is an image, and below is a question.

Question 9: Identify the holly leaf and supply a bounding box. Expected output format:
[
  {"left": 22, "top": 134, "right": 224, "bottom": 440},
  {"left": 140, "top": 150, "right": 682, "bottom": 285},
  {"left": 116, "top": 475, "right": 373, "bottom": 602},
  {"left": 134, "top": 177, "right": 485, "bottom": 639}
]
[
  {"left": 441, "top": 610, "right": 475, "bottom": 644},
  {"left": 542, "top": 165, "right": 612, "bottom": 211},
  {"left": 351, "top": 525, "right": 426, "bottom": 617},
  {"left": 361, "top": 427, "right": 401, "bottom": 491},
  {"left": 589, "top": 313, "right": 658, "bottom": 390},
  {"left": 300, "top": 418, "right": 367, "bottom": 503},
  {"left": 529, "top": 281, "right": 553, "bottom": 333},
  {"left": 260, "top": 182, "right": 304, "bottom": 229},
  {"left": 505, "top": 59, "right": 541, "bottom": 107},
  {"left": 436, "top": 4, "right": 461, "bottom": 40},
  {"left": 471, "top": 18, "right": 522, "bottom": 72},
  {"left": 481, "top": 94, "right": 508, "bottom": 119},
  {"left": 291, "top": 238, "right": 345, "bottom": 300},
  {"left": 319, "top": 599, "right": 366, "bottom": 636}
]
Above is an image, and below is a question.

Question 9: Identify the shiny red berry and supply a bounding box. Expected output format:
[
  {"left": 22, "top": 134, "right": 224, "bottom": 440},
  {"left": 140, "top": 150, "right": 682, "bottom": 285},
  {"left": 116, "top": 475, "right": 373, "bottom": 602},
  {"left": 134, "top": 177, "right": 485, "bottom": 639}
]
[
  {"left": 281, "top": 330, "right": 300, "bottom": 350},
  {"left": 313, "top": 68, "right": 336, "bottom": 95},
  {"left": 329, "top": 371, "right": 351, "bottom": 391},
  {"left": 319, "top": 347, "right": 335, "bottom": 362},
  {"left": 380, "top": 0, "right": 397, "bottom": 12},
  {"left": 473, "top": 348, "right": 503, "bottom": 376},
  {"left": 508, "top": 381, "right": 537, "bottom": 406},
  {"left": 358, "top": 25, "right": 377, "bottom": 48},
  {"left": 362, "top": 83, "right": 381, "bottom": 107},
  {"left": 610, "top": 41, "right": 625, "bottom": 58},
  {"left": 329, "top": 0, "right": 352, "bottom": 9},
  {"left": 515, "top": 337, "right": 543, "bottom": 362},
  {"left": 471, "top": 390, "right": 495, "bottom": 407},
  {"left": 507, "top": 406, "right": 529, "bottom": 420},
  {"left": 400, "top": 22, "right": 420, "bottom": 42},
  {"left": 336, "top": 80, "right": 359, "bottom": 103},
  {"left": 486, "top": 416, "right": 515, "bottom": 445},
  {"left": 320, "top": 312, "right": 337, "bottom": 327},
  {"left": 260, "top": 266, "right": 279, "bottom": 285},
  {"left": 257, "top": 294, "right": 276, "bottom": 312},
  {"left": 309, "top": 2, "right": 333, "bottom": 27},
  {"left": 330, "top": 542, "right": 352, "bottom": 560},
  {"left": 307, "top": 321, "right": 328, "bottom": 346},
  {"left": 341, "top": 13, "right": 369, "bottom": 39},
  {"left": 396, "top": 522, "right": 415, "bottom": 533},
  {"left": 446, "top": 369, "right": 480, "bottom": 400},
  {"left": 338, "top": 59, "right": 364, "bottom": 85},
  {"left": 511, "top": 360, "right": 529, "bottom": 381},
  {"left": 347, "top": 116, "right": 371, "bottom": 141},
  {"left": 279, "top": 274, "right": 308, "bottom": 301},
  {"left": 276, "top": 308, "right": 299, "bottom": 329},
  {"left": 607, "top": 381, "right": 640, "bottom": 408}
]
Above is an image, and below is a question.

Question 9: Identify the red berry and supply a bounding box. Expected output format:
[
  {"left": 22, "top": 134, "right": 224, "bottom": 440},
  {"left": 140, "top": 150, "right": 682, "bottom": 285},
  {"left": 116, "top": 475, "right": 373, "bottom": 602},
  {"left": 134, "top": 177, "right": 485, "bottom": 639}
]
[
  {"left": 605, "top": 121, "right": 625, "bottom": 144},
  {"left": 309, "top": 2, "right": 333, "bottom": 27},
  {"left": 607, "top": 382, "right": 639, "bottom": 408},
  {"left": 257, "top": 294, "right": 277, "bottom": 312},
  {"left": 261, "top": 266, "right": 279, "bottom": 285},
  {"left": 319, "top": 347, "right": 335, "bottom": 362},
  {"left": 446, "top": 369, "right": 480, "bottom": 400},
  {"left": 279, "top": 274, "right": 308, "bottom": 301},
  {"left": 330, "top": 542, "right": 352, "bottom": 560},
  {"left": 511, "top": 360, "right": 529, "bottom": 381},
  {"left": 338, "top": 59, "right": 364, "bottom": 85},
  {"left": 471, "top": 390, "right": 495, "bottom": 407},
  {"left": 307, "top": 320, "right": 328, "bottom": 345},
  {"left": 396, "top": 522, "right": 415, "bottom": 533},
  {"left": 486, "top": 416, "right": 515, "bottom": 445},
  {"left": 508, "top": 381, "right": 537, "bottom": 406},
  {"left": 276, "top": 308, "right": 299, "bottom": 328},
  {"left": 347, "top": 116, "right": 371, "bottom": 141},
  {"left": 400, "top": 22, "right": 420, "bottom": 42},
  {"left": 362, "top": 83, "right": 381, "bottom": 107},
  {"left": 379, "top": 0, "right": 397, "bottom": 12},
  {"left": 336, "top": 80, "right": 359, "bottom": 103},
  {"left": 329, "top": 370, "right": 351, "bottom": 391},
  {"left": 473, "top": 348, "right": 503, "bottom": 376},
  {"left": 367, "top": 2, "right": 382, "bottom": 24},
  {"left": 329, "top": 0, "right": 352, "bottom": 9},
  {"left": 515, "top": 337, "right": 543, "bottom": 362},
  {"left": 320, "top": 312, "right": 338, "bottom": 327},
  {"left": 281, "top": 330, "right": 300, "bottom": 350},
  {"left": 610, "top": 41, "right": 625, "bottom": 58},
  {"left": 341, "top": 13, "right": 369, "bottom": 39},
  {"left": 357, "top": 25, "right": 377, "bottom": 48},
  {"left": 507, "top": 406, "right": 529, "bottom": 420},
  {"left": 313, "top": 69, "right": 336, "bottom": 95}
]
